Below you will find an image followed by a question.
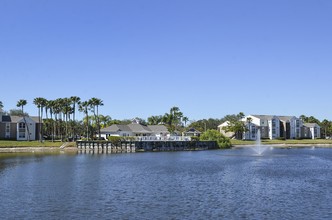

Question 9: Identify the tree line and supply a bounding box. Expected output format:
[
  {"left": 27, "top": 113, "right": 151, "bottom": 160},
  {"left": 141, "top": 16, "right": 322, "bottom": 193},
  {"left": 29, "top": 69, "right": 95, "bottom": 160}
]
[{"left": 1, "top": 99, "right": 332, "bottom": 140}]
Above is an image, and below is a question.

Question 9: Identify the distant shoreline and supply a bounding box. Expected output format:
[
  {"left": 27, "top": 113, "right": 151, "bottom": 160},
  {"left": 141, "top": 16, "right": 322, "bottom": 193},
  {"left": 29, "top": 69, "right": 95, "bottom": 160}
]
[
  {"left": 232, "top": 144, "right": 332, "bottom": 148},
  {"left": 0, "top": 147, "right": 78, "bottom": 153}
]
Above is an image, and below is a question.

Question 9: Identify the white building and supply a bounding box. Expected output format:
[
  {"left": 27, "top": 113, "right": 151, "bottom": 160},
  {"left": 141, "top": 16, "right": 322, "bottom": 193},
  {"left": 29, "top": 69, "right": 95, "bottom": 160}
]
[
  {"left": 0, "top": 112, "right": 39, "bottom": 141},
  {"left": 243, "top": 115, "right": 280, "bottom": 140},
  {"left": 303, "top": 123, "right": 321, "bottom": 139},
  {"left": 279, "top": 116, "right": 302, "bottom": 139},
  {"left": 100, "top": 124, "right": 169, "bottom": 140}
]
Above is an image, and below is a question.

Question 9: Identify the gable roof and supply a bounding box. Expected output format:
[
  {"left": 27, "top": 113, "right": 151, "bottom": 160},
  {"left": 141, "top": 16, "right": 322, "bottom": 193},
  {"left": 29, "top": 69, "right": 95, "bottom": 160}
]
[
  {"left": 278, "top": 116, "right": 297, "bottom": 122},
  {"left": 1, "top": 115, "right": 39, "bottom": 123},
  {"left": 101, "top": 124, "right": 169, "bottom": 134},
  {"left": 185, "top": 128, "right": 202, "bottom": 134},
  {"left": 128, "top": 124, "right": 152, "bottom": 133},
  {"left": 101, "top": 124, "right": 130, "bottom": 133},
  {"left": 304, "top": 123, "right": 320, "bottom": 128},
  {"left": 148, "top": 125, "right": 169, "bottom": 133},
  {"left": 251, "top": 115, "right": 276, "bottom": 120}
]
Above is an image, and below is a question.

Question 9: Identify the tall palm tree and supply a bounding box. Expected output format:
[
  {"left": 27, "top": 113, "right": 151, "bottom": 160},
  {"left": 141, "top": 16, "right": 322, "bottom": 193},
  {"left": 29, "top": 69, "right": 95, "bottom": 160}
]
[
  {"left": 17, "top": 99, "right": 30, "bottom": 141},
  {"left": 182, "top": 116, "right": 189, "bottom": 127},
  {"left": 79, "top": 101, "right": 90, "bottom": 141},
  {"left": 33, "top": 97, "right": 42, "bottom": 142},
  {"left": 53, "top": 98, "right": 63, "bottom": 140},
  {"left": 62, "top": 98, "right": 72, "bottom": 141},
  {"left": 70, "top": 96, "right": 81, "bottom": 140},
  {"left": 89, "top": 98, "right": 104, "bottom": 139},
  {"left": 246, "top": 117, "right": 253, "bottom": 140},
  {"left": 70, "top": 96, "right": 80, "bottom": 122},
  {"left": 48, "top": 100, "right": 55, "bottom": 142}
]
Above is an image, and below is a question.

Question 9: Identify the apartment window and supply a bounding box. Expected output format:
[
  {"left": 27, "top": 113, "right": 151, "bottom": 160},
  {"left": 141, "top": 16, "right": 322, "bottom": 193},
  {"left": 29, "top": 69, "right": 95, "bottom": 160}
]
[
  {"left": 272, "top": 128, "right": 276, "bottom": 134},
  {"left": 272, "top": 119, "right": 276, "bottom": 127},
  {"left": 19, "top": 132, "right": 26, "bottom": 138},
  {"left": 5, "top": 123, "right": 10, "bottom": 133},
  {"left": 19, "top": 123, "right": 26, "bottom": 129}
]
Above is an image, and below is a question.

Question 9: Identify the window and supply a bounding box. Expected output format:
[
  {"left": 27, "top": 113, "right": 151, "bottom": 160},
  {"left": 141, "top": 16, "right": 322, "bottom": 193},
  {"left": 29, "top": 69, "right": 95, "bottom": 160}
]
[
  {"left": 19, "top": 123, "right": 26, "bottom": 129},
  {"left": 5, "top": 123, "right": 10, "bottom": 133},
  {"left": 19, "top": 132, "right": 26, "bottom": 138},
  {"left": 272, "top": 128, "right": 276, "bottom": 134}
]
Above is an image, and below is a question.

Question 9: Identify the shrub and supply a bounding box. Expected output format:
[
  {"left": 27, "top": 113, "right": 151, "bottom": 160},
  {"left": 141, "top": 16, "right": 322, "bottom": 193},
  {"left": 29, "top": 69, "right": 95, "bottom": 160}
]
[
  {"left": 108, "top": 136, "right": 123, "bottom": 145},
  {"left": 200, "top": 129, "right": 231, "bottom": 148}
]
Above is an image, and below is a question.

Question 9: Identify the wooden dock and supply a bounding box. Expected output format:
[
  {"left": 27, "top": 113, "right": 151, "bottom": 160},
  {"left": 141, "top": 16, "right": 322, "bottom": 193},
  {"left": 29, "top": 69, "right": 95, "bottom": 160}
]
[{"left": 76, "top": 140, "right": 217, "bottom": 153}]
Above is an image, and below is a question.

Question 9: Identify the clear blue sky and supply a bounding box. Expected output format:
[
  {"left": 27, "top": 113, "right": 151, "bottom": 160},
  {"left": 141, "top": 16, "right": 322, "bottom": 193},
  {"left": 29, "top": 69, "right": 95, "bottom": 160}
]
[{"left": 1, "top": 0, "right": 331, "bottom": 121}]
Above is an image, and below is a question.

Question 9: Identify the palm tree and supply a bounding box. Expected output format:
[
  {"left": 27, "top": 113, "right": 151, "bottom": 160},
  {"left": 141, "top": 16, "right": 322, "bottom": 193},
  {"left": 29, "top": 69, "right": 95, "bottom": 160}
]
[
  {"left": 33, "top": 97, "right": 42, "bottom": 142},
  {"left": 70, "top": 96, "right": 81, "bottom": 121},
  {"left": 17, "top": 99, "right": 30, "bottom": 141},
  {"left": 62, "top": 98, "right": 72, "bottom": 141},
  {"left": 99, "top": 115, "right": 112, "bottom": 128},
  {"left": 79, "top": 101, "right": 90, "bottom": 141},
  {"left": 182, "top": 116, "right": 189, "bottom": 127},
  {"left": 147, "top": 115, "right": 163, "bottom": 125},
  {"left": 246, "top": 117, "right": 253, "bottom": 140},
  {"left": 70, "top": 96, "right": 81, "bottom": 140},
  {"left": 48, "top": 100, "right": 55, "bottom": 142},
  {"left": 89, "top": 98, "right": 104, "bottom": 139}
]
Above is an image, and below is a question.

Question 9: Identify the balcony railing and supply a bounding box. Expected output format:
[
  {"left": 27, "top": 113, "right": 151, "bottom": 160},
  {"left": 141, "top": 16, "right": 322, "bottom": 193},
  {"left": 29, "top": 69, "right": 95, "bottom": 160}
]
[{"left": 134, "top": 136, "right": 192, "bottom": 141}]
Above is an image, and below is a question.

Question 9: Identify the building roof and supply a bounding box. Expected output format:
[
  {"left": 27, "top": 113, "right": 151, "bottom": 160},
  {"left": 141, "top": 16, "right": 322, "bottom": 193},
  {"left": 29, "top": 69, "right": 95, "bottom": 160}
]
[
  {"left": 101, "top": 124, "right": 130, "bottom": 133},
  {"left": 101, "top": 124, "right": 169, "bottom": 134},
  {"left": 128, "top": 124, "right": 152, "bottom": 134},
  {"left": 278, "top": 116, "right": 297, "bottom": 122},
  {"left": 184, "top": 128, "right": 202, "bottom": 134},
  {"left": 148, "top": 125, "right": 169, "bottom": 133},
  {"left": 1, "top": 115, "right": 39, "bottom": 123},
  {"left": 251, "top": 115, "right": 276, "bottom": 120},
  {"left": 304, "top": 123, "right": 320, "bottom": 128}
]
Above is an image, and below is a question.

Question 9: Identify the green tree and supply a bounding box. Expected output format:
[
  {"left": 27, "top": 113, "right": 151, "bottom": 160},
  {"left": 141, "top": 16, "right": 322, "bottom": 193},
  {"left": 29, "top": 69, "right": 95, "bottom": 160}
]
[
  {"left": 246, "top": 117, "right": 253, "bottom": 140},
  {"left": 162, "top": 106, "right": 184, "bottom": 132},
  {"left": 147, "top": 115, "right": 163, "bottom": 125},
  {"left": 17, "top": 99, "right": 30, "bottom": 141},
  {"left": 99, "top": 115, "right": 112, "bottom": 128},
  {"left": 182, "top": 116, "right": 189, "bottom": 127},
  {"left": 70, "top": 96, "right": 81, "bottom": 140},
  {"left": 33, "top": 97, "right": 46, "bottom": 142},
  {"left": 321, "top": 119, "right": 331, "bottom": 138},
  {"left": 79, "top": 100, "right": 90, "bottom": 140},
  {"left": 9, "top": 109, "right": 29, "bottom": 116},
  {"left": 222, "top": 120, "right": 246, "bottom": 140},
  {"left": 89, "top": 98, "right": 104, "bottom": 139},
  {"left": 200, "top": 129, "right": 231, "bottom": 148}
]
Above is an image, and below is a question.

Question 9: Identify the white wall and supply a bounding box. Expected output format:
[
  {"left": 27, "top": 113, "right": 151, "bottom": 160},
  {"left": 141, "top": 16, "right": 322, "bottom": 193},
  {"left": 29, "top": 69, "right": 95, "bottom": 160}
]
[{"left": 17, "top": 117, "right": 36, "bottom": 141}]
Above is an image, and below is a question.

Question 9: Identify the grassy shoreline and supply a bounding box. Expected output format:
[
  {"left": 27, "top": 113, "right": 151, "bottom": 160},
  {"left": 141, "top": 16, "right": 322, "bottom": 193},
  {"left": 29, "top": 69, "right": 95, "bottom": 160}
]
[
  {"left": 231, "top": 139, "right": 332, "bottom": 147},
  {"left": 0, "top": 141, "right": 77, "bottom": 153}
]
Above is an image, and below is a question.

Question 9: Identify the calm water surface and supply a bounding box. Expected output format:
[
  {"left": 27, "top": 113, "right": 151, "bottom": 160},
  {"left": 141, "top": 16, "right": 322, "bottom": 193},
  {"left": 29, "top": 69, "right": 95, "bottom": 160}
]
[{"left": 0, "top": 148, "right": 331, "bottom": 219}]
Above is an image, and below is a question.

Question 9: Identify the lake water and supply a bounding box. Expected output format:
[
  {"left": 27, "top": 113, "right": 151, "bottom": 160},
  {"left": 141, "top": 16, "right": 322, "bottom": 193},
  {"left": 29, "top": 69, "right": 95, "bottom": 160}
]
[{"left": 0, "top": 147, "right": 331, "bottom": 219}]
